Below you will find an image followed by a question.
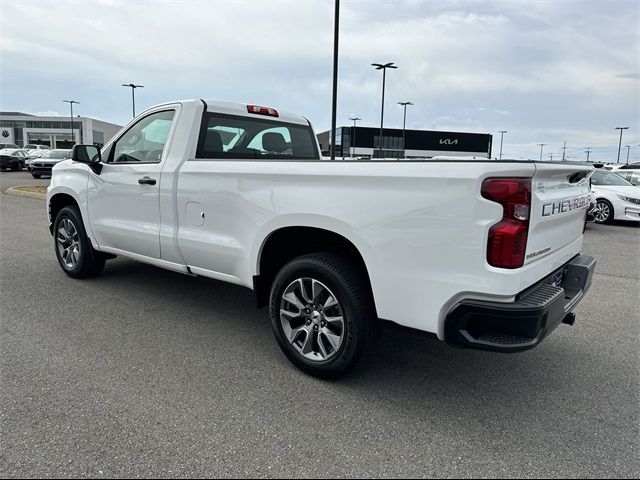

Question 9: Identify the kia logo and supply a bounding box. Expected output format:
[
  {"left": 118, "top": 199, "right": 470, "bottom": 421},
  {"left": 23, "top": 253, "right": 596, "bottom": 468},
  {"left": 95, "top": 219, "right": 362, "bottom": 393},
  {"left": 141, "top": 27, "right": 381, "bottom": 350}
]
[
  {"left": 1, "top": 130, "right": 8, "bottom": 138},
  {"left": 439, "top": 139, "right": 458, "bottom": 145}
]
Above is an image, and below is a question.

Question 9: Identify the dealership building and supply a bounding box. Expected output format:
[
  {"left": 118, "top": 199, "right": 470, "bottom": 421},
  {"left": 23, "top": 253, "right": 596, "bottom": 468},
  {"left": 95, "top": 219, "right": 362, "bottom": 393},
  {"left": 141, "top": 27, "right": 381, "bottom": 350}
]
[
  {"left": 0, "top": 112, "right": 122, "bottom": 149},
  {"left": 317, "top": 126, "right": 493, "bottom": 159}
]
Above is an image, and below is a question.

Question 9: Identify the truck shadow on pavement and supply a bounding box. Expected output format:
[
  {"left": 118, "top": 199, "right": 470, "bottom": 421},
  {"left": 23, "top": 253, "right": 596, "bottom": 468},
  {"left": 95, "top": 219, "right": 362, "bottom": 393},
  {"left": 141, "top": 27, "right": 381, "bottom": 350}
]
[{"left": 94, "top": 256, "right": 622, "bottom": 409}]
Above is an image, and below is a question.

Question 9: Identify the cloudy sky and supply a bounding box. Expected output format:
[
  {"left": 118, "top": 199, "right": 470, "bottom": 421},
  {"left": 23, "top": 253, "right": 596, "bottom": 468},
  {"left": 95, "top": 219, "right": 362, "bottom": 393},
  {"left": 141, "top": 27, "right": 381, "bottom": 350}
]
[{"left": 1, "top": 0, "right": 638, "bottom": 160}]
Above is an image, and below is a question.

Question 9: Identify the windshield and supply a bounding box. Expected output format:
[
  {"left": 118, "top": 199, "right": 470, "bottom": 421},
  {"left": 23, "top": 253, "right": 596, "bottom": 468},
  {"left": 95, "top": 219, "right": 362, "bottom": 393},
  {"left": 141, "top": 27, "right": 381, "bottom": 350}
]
[
  {"left": 42, "top": 150, "right": 71, "bottom": 159},
  {"left": 591, "top": 170, "right": 633, "bottom": 187},
  {"left": 618, "top": 171, "right": 640, "bottom": 187}
]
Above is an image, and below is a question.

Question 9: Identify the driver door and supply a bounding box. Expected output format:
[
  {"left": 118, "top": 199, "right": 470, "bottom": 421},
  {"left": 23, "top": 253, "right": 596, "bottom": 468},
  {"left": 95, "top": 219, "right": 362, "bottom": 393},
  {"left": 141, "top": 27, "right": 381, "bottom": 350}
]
[{"left": 87, "top": 109, "right": 176, "bottom": 259}]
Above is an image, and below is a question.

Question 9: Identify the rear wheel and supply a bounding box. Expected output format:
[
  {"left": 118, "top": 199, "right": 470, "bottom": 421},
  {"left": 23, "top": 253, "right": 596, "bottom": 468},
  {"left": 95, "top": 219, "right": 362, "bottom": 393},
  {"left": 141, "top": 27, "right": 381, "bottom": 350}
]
[
  {"left": 269, "top": 253, "right": 378, "bottom": 379},
  {"left": 54, "top": 205, "right": 105, "bottom": 278},
  {"left": 593, "top": 199, "right": 613, "bottom": 224},
  {"left": 32, "top": 173, "right": 41, "bottom": 179}
]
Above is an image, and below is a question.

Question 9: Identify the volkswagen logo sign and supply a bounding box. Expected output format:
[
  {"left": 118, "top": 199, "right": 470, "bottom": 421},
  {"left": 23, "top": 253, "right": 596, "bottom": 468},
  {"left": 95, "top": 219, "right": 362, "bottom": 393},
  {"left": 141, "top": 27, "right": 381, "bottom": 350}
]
[{"left": 1, "top": 130, "right": 9, "bottom": 138}]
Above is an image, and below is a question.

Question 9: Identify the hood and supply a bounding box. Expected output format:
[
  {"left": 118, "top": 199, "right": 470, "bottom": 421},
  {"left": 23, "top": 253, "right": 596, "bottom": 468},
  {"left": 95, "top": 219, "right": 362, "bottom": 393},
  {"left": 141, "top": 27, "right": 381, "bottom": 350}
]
[{"left": 592, "top": 185, "right": 640, "bottom": 197}]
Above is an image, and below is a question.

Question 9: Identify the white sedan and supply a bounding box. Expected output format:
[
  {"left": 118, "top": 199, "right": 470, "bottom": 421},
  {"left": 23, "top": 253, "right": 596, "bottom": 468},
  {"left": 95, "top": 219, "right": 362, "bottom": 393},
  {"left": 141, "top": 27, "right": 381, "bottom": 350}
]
[{"left": 590, "top": 170, "right": 640, "bottom": 224}]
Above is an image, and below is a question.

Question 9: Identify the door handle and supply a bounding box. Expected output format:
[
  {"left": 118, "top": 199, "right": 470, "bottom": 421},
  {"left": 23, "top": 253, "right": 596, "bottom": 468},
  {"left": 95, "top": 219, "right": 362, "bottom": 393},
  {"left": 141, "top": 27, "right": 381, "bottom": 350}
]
[{"left": 138, "top": 176, "right": 157, "bottom": 185}]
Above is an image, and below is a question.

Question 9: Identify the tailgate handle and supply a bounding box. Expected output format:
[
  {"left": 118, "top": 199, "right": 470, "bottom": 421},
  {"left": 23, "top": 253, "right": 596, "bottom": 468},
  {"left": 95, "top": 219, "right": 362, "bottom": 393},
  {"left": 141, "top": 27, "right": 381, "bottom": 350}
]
[{"left": 567, "top": 171, "right": 589, "bottom": 183}]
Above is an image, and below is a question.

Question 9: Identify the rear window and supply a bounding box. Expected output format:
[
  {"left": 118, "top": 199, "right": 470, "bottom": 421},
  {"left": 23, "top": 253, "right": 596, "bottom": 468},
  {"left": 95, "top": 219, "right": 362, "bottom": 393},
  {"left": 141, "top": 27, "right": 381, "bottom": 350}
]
[{"left": 196, "top": 112, "right": 319, "bottom": 160}]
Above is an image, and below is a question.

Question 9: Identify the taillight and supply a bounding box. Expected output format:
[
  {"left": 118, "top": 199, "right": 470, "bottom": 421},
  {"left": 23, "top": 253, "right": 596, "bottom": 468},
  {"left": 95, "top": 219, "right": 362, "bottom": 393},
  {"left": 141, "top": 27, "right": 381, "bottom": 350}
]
[
  {"left": 247, "top": 105, "right": 279, "bottom": 117},
  {"left": 481, "top": 177, "right": 531, "bottom": 269}
]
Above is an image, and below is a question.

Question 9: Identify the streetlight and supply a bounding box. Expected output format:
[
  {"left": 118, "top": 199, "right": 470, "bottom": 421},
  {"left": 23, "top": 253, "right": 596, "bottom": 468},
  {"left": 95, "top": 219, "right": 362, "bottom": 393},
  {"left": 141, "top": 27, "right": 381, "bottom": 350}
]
[
  {"left": 625, "top": 145, "right": 631, "bottom": 164},
  {"left": 371, "top": 62, "right": 398, "bottom": 158},
  {"left": 538, "top": 143, "right": 546, "bottom": 161},
  {"left": 585, "top": 147, "right": 591, "bottom": 162},
  {"left": 348, "top": 117, "right": 361, "bottom": 157},
  {"left": 615, "top": 127, "right": 629, "bottom": 163},
  {"left": 398, "top": 102, "right": 413, "bottom": 158},
  {"left": 498, "top": 130, "right": 507, "bottom": 160},
  {"left": 330, "top": 0, "right": 340, "bottom": 160},
  {"left": 122, "top": 83, "right": 144, "bottom": 118},
  {"left": 63, "top": 100, "right": 79, "bottom": 146}
]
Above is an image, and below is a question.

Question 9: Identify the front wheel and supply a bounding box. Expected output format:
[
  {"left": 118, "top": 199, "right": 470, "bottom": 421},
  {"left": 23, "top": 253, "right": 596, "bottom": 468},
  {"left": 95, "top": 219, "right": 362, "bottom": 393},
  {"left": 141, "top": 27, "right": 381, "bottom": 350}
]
[
  {"left": 593, "top": 199, "right": 614, "bottom": 224},
  {"left": 269, "top": 253, "right": 378, "bottom": 379},
  {"left": 54, "top": 206, "right": 105, "bottom": 278}
]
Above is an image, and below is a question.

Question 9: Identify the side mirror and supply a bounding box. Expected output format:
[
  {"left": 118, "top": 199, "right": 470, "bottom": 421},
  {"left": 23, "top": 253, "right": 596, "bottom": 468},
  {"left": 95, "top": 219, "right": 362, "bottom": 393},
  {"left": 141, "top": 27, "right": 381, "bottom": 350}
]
[
  {"left": 72, "top": 144, "right": 101, "bottom": 164},
  {"left": 71, "top": 145, "right": 103, "bottom": 174}
]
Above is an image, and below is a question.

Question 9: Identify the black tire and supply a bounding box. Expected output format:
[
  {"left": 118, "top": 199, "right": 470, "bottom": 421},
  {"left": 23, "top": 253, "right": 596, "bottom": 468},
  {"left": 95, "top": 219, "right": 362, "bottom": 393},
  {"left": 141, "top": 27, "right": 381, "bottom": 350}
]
[
  {"left": 11, "top": 162, "right": 19, "bottom": 171},
  {"left": 53, "top": 205, "right": 105, "bottom": 278},
  {"left": 32, "top": 173, "right": 41, "bottom": 179},
  {"left": 594, "top": 199, "right": 614, "bottom": 224},
  {"left": 269, "top": 253, "right": 379, "bottom": 379}
]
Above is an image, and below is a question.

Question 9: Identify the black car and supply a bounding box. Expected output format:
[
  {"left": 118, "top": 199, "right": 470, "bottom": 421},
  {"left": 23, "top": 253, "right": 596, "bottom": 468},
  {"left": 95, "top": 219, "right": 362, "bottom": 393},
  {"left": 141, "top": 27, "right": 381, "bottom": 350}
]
[
  {"left": 0, "top": 148, "right": 28, "bottom": 171},
  {"left": 30, "top": 149, "right": 71, "bottom": 178}
]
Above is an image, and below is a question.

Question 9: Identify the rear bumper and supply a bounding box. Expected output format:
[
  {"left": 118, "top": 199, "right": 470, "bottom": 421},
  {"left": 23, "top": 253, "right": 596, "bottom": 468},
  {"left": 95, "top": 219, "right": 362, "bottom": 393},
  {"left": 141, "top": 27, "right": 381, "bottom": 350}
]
[{"left": 444, "top": 254, "right": 596, "bottom": 352}]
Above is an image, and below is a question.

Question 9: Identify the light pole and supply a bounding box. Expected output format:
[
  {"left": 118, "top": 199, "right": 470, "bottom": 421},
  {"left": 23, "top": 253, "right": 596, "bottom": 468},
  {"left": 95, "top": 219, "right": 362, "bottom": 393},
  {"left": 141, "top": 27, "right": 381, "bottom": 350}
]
[
  {"left": 398, "top": 102, "right": 413, "bottom": 158},
  {"left": 63, "top": 100, "right": 79, "bottom": 146},
  {"left": 348, "top": 117, "right": 361, "bottom": 157},
  {"left": 498, "top": 130, "right": 507, "bottom": 160},
  {"left": 615, "top": 127, "right": 628, "bottom": 163},
  {"left": 122, "top": 83, "right": 144, "bottom": 118},
  {"left": 330, "top": 0, "right": 340, "bottom": 160},
  {"left": 561, "top": 141, "right": 567, "bottom": 161},
  {"left": 548, "top": 153, "right": 554, "bottom": 161},
  {"left": 372, "top": 62, "right": 397, "bottom": 158},
  {"left": 626, "top": 145, "right": 631, "bottom": 164},
  {"left": 585, "top": 147, "right": 591, "bottom": 162},
  {"left": 538, "top": 143, "right": 546, "bottom": 161}
]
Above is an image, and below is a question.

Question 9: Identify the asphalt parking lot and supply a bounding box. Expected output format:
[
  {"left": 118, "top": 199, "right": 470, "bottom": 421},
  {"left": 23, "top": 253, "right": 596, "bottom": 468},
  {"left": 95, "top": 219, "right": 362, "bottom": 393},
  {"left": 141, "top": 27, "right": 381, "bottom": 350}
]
[{"left": 1, "top": 171, "right": 638, "bottom": 479}]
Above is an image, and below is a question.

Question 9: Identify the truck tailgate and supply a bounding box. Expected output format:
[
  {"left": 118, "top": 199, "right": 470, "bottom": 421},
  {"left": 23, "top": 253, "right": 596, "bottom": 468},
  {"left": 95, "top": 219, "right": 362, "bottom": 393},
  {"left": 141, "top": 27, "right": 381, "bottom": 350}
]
[{"left": 525, "top": 163, "right": 593, "bottom": 265}]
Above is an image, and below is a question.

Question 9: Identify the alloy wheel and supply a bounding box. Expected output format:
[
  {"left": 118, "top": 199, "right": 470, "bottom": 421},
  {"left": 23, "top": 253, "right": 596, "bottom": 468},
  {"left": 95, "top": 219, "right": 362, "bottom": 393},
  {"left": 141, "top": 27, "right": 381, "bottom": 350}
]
[
  {"left": 57, "top": 218, "right": 81, "bottom": 269},
  {"left": 593, "top": 201, "right": 610, "bottom": 223},
  {"left": 279, "top": 278, "right": 345, "bottom": 362}
]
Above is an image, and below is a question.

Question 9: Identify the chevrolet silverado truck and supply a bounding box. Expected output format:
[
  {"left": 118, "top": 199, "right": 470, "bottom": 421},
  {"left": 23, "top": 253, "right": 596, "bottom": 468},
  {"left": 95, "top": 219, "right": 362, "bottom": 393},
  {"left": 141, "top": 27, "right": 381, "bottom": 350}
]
[{"left": 47, "top": 100, "right": 596, "bottom": 378}]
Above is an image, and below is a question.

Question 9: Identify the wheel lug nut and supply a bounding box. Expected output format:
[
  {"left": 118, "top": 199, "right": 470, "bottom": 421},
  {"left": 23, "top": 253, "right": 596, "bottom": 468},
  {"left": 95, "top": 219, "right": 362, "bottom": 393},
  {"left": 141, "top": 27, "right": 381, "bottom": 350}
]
[
  {"left": 306, "top": 319, "right": 311, "bottom": 325},
  {"left": 313, "top": 326, "right": 318, "bottom": 331}
]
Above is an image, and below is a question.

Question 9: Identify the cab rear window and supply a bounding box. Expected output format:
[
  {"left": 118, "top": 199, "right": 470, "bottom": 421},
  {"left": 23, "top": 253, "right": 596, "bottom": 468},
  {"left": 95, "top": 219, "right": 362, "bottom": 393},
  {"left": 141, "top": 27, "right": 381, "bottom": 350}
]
[{"left": 196, "top": 112, "right": 319, "bottom": 160}]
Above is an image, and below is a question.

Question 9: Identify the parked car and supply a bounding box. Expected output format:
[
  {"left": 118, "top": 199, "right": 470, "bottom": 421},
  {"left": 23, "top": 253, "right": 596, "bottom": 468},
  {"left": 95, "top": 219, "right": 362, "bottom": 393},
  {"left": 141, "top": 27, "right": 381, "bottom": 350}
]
[
  {"left": 0, "top": 143, "right": 19, "bottom": 149},
  {"left": 30, "top": 149, "right": 71, "bottom": 178},
  {"left": 615, "top": 170, "right": 640, "bottom": 187},
  {"left": 46, "top": 100, "right": 596, "bottom": 379},
  {"left": 590, "top": 170, "right": 640, "bottom": 224},
  {"left": 0, "top": 148, "right": 29, "bottom": 171},
  {"left": 24, "top": 144, "right": 51, "bottom": 153}
]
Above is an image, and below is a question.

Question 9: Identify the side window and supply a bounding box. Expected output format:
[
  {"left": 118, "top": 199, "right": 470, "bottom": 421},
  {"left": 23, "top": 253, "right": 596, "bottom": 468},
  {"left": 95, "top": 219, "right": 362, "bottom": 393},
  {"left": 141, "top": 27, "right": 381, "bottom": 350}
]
[{"left": 110, "top": 110, "right": 175, "bottom": 164}]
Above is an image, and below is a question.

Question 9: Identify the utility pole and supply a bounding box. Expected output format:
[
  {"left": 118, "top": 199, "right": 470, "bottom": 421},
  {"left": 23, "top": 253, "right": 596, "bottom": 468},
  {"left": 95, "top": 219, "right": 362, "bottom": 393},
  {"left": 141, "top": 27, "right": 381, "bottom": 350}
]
[
  {"left": 371, "top": 62, "right": 398, "bottom": 158},
  {"left": 585, "top": 147, "right": 591, "bottom": 162},
  {"left": 398, "top": 102, "right": 413, "bottom": 158},
  {"left": 348, "top": 117, "right": 361, "bottom": 157},
  {"left": 121, "top": 83, "right": 144, "bottom": 118},
  {"left": 626, "top": 145, "right": 631, "bottom": 164},
  {"left": 561, "top": 141, "right": 567, "bottom": 161},
  {"left": 330, "top": 0, "right": 340, "bottom": 160},
  {"left": 548, "top": 153, "right": 554, "bottom": 161},
  {"left": 63, "top": 100, "right": 79, "bottom": 145},
  {"left": 538, "top": 143, "right": 546, "bottom": 161},
  {"left": 615, "top": 127, "right": 629, "bottom": 163},
  {"left": 498, "top": 130, "right": 507, "bottom": 160}
]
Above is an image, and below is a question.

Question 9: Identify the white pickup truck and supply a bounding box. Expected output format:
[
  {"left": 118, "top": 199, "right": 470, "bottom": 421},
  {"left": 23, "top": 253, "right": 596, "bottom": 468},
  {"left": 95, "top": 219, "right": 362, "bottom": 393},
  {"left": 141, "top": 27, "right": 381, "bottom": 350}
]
[{"left": 47, "top": 100, "right": 596, "bottom": 378}]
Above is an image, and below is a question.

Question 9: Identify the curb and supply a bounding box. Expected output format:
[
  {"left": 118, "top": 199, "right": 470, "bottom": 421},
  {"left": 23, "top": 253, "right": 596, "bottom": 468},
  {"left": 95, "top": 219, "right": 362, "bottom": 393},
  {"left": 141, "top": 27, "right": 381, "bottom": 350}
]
[{"left": 4, "top": 186, "right": 46, "bottom": 200}]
